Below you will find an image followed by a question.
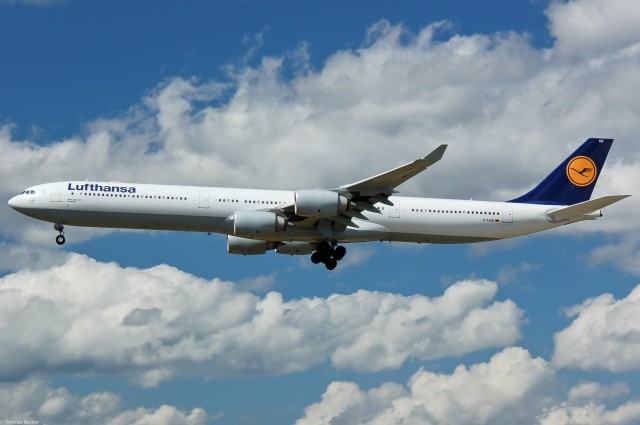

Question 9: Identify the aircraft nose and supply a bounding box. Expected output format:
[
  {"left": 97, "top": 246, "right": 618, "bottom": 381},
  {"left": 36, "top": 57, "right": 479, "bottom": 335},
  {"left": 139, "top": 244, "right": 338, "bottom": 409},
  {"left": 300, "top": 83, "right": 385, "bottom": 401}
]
[{"left": 8, "top": 196, "right": 19, "bottom": 209}]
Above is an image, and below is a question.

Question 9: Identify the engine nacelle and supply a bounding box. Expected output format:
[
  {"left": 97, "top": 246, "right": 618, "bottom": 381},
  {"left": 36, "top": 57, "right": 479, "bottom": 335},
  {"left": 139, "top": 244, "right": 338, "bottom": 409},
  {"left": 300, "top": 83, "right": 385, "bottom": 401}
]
[
  {"left": 294, "top": 190, "right": 348, "bottom": 217},
  {"left": 227, "top": 235, "right": 276, "bottom": 255},
  {"left": 233, "top": 210, "right": 287, "bottom": 237},
  {"left": 275, "top": 241, "right": 315, "bottom": 255}
]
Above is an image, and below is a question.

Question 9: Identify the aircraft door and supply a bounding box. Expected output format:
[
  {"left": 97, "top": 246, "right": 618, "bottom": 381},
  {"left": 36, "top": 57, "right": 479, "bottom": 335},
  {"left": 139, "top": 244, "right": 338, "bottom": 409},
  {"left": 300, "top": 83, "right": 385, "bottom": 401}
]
[
  {"left": 50, "top": 185, "right": 62, "bottom": 202},
  {"left": 502, "top": 205, "right": 513, "bottom": 223},
  {"left": 198, "top": 191, "right": 210, "bottom": 209},
  {"left": 389, "top": 201, "right": 400, "bottom": 218}
]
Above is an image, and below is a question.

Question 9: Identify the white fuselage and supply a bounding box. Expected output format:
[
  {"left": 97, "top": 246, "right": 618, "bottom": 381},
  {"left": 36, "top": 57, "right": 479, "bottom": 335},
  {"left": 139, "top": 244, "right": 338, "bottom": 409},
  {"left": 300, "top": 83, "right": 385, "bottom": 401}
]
[{"left": 8, "top": 181, "right": 573, "bottom": 244}]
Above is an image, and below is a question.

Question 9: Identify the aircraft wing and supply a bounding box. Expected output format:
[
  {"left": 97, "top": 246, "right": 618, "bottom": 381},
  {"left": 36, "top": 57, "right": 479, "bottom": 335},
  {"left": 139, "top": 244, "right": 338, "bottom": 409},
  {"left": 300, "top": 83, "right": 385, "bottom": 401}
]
[
  {"left": 278, "top": 144, "right": 447, "bottom": 230},
  {"left": 339, "top": 144, "right": 448, "bottom": 197}
]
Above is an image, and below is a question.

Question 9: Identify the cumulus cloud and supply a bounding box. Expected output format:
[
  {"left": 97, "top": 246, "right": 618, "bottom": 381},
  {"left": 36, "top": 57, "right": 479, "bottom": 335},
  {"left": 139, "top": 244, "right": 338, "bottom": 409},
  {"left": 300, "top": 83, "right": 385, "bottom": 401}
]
[
  {"left": 0, "top": 378, "right": 207, "bottom": 425},
  {"left": 0, "top": 254, "right": 522, "bottom": 386},
  {"left": 546, "top": 0, "right": 640, "bottom": 59},
  {"left": 296, "top": 349, "right": 640, "bottom": 425},
  {"left": 539, "top": 402, "right": 640, "bottom": 425},
  {"left": 296, "top": 347, "right": 554, "bottom": 425},
  {"left": 552, "top": 283, "right": 640, "bottom": 371},
  {"left": 537, "top": 382, "right": 640, "bottom": 425},
  {"left": 538, "top": 382, "right": 640, "bottom": 425}
]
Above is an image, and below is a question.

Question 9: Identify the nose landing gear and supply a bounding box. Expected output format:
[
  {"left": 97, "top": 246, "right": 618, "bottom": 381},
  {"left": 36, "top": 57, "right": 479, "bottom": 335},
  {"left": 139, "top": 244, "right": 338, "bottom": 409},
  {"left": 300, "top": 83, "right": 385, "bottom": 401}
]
[
  {"left": 54, "top": 223, "right": 65, "bottom": 245},
  {"left": 311, "top": 241, "right": 346, "bottom": 270}
]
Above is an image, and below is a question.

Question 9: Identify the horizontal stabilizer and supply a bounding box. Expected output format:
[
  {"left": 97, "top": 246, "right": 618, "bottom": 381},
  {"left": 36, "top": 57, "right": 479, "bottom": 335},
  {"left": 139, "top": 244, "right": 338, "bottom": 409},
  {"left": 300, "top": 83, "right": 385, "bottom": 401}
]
[{"left": 547, "top": 195, "right": 630, "bottom": 221}]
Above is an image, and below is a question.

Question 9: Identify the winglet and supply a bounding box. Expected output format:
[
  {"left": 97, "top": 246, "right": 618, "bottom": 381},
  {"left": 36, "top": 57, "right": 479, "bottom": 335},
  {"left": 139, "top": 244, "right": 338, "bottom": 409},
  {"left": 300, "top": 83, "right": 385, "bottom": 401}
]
[{"left": 423, "top": 144, "right": 447, "bottom": 163}]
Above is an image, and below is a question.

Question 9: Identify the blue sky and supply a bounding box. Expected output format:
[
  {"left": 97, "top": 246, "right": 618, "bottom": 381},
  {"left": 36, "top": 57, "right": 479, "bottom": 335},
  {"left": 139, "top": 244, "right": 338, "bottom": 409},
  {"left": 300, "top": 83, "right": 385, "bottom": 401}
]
[{"left": 2, "top": 0, "right": 640, "bottom": 424}]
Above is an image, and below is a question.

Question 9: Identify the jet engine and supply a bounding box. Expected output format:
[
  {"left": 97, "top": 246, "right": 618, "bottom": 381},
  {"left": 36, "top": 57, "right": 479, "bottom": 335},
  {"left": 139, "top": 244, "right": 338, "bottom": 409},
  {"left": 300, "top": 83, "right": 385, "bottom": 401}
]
[
  {"left": 294, "top": 190, "right": 348, "bottom": 217},
  {"left": 227, "top": 235, "right": 276, "bottom": 255},
  {"left": 233, "top": 210, "right": 287, "bottom": 237}
]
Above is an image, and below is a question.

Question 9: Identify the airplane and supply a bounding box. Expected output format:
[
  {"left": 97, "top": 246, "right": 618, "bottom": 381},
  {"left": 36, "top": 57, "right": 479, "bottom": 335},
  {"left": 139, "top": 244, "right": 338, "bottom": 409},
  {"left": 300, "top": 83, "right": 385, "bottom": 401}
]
[{"left": 8, "top": 138, "right": 630, "bottom": 270}]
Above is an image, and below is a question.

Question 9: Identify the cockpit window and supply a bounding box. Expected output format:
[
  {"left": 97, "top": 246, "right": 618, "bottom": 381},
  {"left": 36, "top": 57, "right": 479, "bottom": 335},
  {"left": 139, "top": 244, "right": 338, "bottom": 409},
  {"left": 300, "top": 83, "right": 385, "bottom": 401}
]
[{"left": 20, "top": 189, "right": 35, "bottom": 195}]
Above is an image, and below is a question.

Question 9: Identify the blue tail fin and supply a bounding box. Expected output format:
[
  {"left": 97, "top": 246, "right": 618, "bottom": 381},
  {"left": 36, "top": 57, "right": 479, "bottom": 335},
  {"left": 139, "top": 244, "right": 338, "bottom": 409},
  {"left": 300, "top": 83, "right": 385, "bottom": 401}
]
[{"left": 508, "top": 138, "right": 613, "bottom": 205}]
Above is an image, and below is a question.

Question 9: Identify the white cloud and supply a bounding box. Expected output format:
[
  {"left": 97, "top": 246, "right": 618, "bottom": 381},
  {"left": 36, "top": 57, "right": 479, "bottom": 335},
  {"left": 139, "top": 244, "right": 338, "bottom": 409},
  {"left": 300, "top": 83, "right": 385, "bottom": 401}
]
[
  {"left": 237, "top": 273, "right": 277, "bottom": 293},
  {"left": 567, "top": 382, "right": 630, "bottom": 403},
  {"left": 0, "top": 242, "right": 67, "bottom": 274},
  {"left": 546, "top": 0, "right": 640, "bottom": 59},
  {"left": 0, "top": 378, "right": 207, "bottom": 425},
  {"left": 330, "top": 279, "right": 522, "bottom": 371},
  {"left": 296, "top": 347, "right": 554, "bottom": 425},
  {"left": 0, "top": 254, "right": 522, "bottom": 386},
  {"left": 552, "top": 283, "right": 640, "bottom": 371},
  {"left": 296, "top": 349, "right": 640, "bottom": 425},
  {"left": 590, "top": 234, "right": 640, "bottom": 276},
  {"left": 538, "top": 401, "right": 640, "bottom": 425},
  {"left": 538, "top": 382, "right": 640, "bottom": 425}
]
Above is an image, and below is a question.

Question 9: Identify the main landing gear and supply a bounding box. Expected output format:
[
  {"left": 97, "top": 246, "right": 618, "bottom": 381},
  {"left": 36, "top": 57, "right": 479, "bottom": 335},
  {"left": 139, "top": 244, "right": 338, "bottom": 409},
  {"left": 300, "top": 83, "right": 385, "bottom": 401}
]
[
  {"left": 311, "top": 241, "right": 346, "bottom": 270},
  {"left": 54, "top": 223, "right": 65, "bottom": 245}
]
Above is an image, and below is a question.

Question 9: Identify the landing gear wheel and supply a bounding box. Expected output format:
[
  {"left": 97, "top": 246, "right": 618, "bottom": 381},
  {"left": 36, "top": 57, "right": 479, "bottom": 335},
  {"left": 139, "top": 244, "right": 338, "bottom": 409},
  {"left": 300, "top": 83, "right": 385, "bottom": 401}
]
[
  {"left": 317, "top": 241, "right": 332, "bottom": 255},
  {"left": 333, "top": 246, "right": 346, "bottom": 261},
  {"left": 310, "top": 241, "right": 347, "bottom": 269},
  {"left": 54, "top": 223, "right": 65, "bottom": 245},
  {"left": 325, "top": 258, "right": 337, "bottom": 270}
]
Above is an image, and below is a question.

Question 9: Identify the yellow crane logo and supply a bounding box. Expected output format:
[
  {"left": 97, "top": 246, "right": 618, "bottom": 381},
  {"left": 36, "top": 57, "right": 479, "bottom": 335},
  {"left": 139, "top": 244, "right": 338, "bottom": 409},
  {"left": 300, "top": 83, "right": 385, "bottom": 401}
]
[{"left": 566, "top": 156, "right": 597, "bottom": 187}]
